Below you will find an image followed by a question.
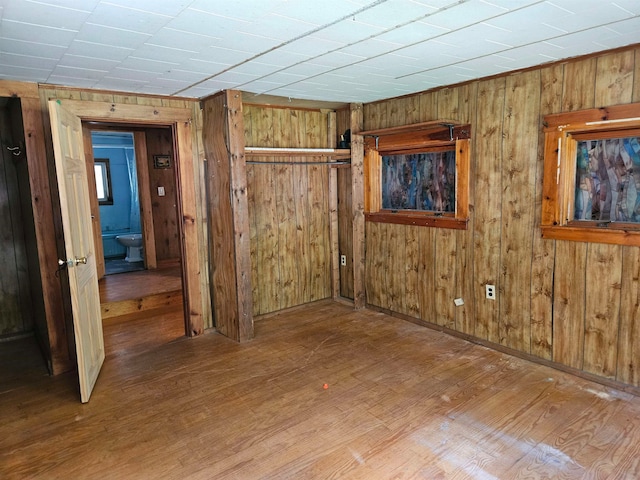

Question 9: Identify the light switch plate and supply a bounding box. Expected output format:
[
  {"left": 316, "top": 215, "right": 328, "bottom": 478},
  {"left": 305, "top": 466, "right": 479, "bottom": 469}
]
[{"left": 158, "top": 186, "right": 165, "bottom": 196}]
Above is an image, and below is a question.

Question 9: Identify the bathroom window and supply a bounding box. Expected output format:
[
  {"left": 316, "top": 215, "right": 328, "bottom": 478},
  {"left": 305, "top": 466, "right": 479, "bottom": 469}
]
[{"left": 94, "top": 158, "right": 113, "bottom": 205}]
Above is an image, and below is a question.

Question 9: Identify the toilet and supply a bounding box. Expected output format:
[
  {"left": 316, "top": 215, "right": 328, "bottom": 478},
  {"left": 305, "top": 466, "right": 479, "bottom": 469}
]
[{"left": 115, "top": 233, "right": 143, "bottom": 262}]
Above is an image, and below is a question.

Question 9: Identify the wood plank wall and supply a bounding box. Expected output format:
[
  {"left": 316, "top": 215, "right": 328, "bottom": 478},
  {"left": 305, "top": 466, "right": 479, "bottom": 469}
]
[
  {"left": 244, "top": 104, "right": 333, "bottom": 316},
  {"left": 144, "top": 127, "right": 180, "bottom": 262},
  {"left": 37, "top": 86, "right": 213, "bottom": 330},
  {"left": 361, "top": 46, "right": 640, "bottom": 388},
  {"left": 0, "top": 100, "right": 35, "bottom": 337}
]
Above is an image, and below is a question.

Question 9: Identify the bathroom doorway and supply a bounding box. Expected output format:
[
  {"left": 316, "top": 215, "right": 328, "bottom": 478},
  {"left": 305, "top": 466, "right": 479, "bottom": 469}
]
[{"left": 91, "top": 130, "right": 144, "bottom": 276}]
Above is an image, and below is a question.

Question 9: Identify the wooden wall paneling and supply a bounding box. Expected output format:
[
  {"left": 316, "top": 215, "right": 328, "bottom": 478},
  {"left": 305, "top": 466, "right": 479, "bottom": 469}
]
[
  {"left": 578, "top": 50, "right": 634, "bottom": 378},
  {"left": 338, "top": 167, "right": 354, "bottom": 299},
  {"left": 594, "top": 50, "right": 635, "bottom": 106},
  {"left": 499, "top": 71, "right": 540, "bottom": 352},
  {"left": 418, "top": 226, "right": 436, "bottom": 324},
  {"left": 146, "top": 128, "right": 180, "bottom": 261},
  {"left": 418, "top": 91, "right": 438, "bottom": 122},
  {"left": 330, "top": 167, "right": 339, "bottom": 299},
  {"left": 363, "top": 101, "right": 383, "bottom": 131},
  {"left": 295, "top": 163, "right": 312, "bottom": 304},
  {"left": 132, "top": 131, "right": 157, "bottom": 269},
  {"left": 583, "top": 243, "right": 622, "bottom": 379},
  {"left": 531, "top": 65, "right": 563, "bottom": 360},
  {"left": 192, "top": 102, "right": 212, "bottom": 329},
  {"left": 351, "top": 103, "right": 365, "bottom": 308},
  {"left": 434, "top": 229, "right": 456, "bottom": 328},
  {"left": 473, "top": 77, "right": 506, "bottom": 343},
  {"left": 454, "top": 81, "right": 478, "bottom": 335},
  {"left": 386, "top": 224, "right": 406, "bottom": 313},
  {"left": 551, "top": 56, "right": 596, "bottom": 369},
  {"left": 305, "top": 110, "right": 322, "bottom": 147},
  {"left": 404, "top": 225, "right": 421, "bottom": 319},
  {"left": 364, "top": 222, "right": 380, "bottom": 306},
  {"left": 254, "top": 164, "right": 279, "bottom": 315},
  {"left": 617, "top": 245, "right": 640, "bottom": 386},
  {"left": 561, "top": 58, "right": 597, "bottom": 112},
  {"left": 309, "top": 163, "right": 331, "bottom": 302},
  {"left": 433, "top": 86, "right": 460, "bottom": 330},
  {"left": 246, "top": 164, "right": 259, "bottom": 315},
  {"left": 275, "top": 162, "right": 297, "bottom": 309},
  {"left": 377, "top": 223, "right": 390, "bottom": 309},
  {"left": 552, "top": 241, "right": 587, "bottom": 369},
  {"left": 0, "top": 114, "right": 23, "bottom": 334},
  {"left": 617, "top": 50, "right": 640, "bottom": 386}
]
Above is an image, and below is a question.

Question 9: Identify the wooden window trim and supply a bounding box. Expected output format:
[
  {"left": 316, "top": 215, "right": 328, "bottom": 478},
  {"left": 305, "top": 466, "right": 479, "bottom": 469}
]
[
  {"left": 541, "top": 102, "right": 640, "bottom": 246},
  {"left": 362, "top": 121, "right": 471, "bottom": 230}
]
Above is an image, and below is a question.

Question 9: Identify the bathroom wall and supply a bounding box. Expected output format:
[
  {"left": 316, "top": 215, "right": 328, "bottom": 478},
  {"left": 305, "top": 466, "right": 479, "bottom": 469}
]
[{"left": 92, "top": 131, "right": 137, "bottom": 258}]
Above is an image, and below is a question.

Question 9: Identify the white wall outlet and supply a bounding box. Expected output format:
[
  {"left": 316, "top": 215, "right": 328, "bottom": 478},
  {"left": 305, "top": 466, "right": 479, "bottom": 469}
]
[
  {"left": 158, "top": 186, "right": 166, "bottom": 197},
  {"left": 486, "top": 284, "right": 496, "bottom": 300},
  {"left": 454, "top": 298, "right": 464, "bottom": 307},
  {"left": 340, "top": 255, "right": 347, "bottom": 266}
]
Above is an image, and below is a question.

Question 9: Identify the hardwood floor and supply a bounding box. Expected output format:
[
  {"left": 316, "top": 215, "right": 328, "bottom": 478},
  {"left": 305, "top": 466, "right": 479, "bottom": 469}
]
[{"left": 2, "top": 300, "right": 640, "bottom": 479}]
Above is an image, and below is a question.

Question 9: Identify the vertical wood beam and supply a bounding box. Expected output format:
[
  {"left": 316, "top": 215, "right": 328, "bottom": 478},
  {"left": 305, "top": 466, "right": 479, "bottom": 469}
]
[
  {"left": 203, "top": 90, "right": 253, "bottom": 342},
  {"left": 330, "top": 167, "right": 339, "bottom": 299},
  {"left": 350, "top": 103, "right": 365, "bottom": 309},
  {"left": 133, "top": 131, "right": 157, "bottom": 269}
]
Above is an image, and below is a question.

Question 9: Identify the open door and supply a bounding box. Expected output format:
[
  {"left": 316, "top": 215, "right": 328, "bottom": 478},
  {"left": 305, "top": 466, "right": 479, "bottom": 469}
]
[{"left": 49, "top": 100, "right": 105, "bottom": 403}]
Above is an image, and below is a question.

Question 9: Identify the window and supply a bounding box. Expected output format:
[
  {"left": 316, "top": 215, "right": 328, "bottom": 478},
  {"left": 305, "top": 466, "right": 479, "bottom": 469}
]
[
  {"left": 541, "top": 102, "right": 640, "bottom": 245},
  {"left": 363, "top": 120, "right": 471, "bottom": 229},
  {"left": 94, "top": 158, "right": 113, "bottom": 205}
]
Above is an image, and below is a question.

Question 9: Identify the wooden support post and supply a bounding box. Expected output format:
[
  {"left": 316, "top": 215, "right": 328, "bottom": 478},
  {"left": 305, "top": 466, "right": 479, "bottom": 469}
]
[
  {"left": 330, "top": 167, "right": 339, "bottom": 299},
  {"left": 202, "top": 90, "right": 253, "bottom": 342},
  {"left": 350, "top": 103, "right": 365, "bottom": 309}
]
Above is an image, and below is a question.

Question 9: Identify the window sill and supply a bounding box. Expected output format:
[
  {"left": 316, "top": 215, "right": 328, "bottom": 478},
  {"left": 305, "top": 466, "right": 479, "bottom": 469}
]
[
  {"left": 366, "top": 211, "right": 468, "bottom": 230},
  {"left": 541, "top": 225, "right": 640, "bottom": 246}
]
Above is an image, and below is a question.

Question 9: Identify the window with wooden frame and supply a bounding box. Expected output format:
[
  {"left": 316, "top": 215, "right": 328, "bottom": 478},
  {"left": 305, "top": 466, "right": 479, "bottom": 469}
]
[
  {"left": 362, "top": 121, "right": 471, "bottom": 229},
  {"left": 94, "top": 158, "right": 113, "bottom": 205},
  {"left": 542, "top": 103, "right": 640, "bottom": 246}
]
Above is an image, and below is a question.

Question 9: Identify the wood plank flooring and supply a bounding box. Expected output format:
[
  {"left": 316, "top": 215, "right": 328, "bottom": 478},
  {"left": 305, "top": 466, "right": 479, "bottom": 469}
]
[
  {"left": 2, "top": 300, "right": 640, "bottom": 479},
  {"left": 99, "top": 266, "right": 183, "bottom": 322}
]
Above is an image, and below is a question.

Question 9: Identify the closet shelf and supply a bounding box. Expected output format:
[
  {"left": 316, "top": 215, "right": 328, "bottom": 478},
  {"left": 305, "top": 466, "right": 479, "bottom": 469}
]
[{"left": 244, "top": 147, "right": 351, "bottom": 160}]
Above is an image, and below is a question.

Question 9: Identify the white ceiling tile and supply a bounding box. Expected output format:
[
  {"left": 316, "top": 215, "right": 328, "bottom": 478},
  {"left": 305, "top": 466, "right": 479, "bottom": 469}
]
[
  {"left": 350, "top": 0, "right": 439, "bottom": 28},
  {"left": 279, "top": 36, "right": 346, "bottom": 57},
  {"left": 312, "top": 51, "right": 367, "bottom": 69},
  {"left": 86, "top": 3, "right": 172, "bottom": 35},
  {"left": 167, "top": 7, "right": 251, "bottom": 37},
  {"left": 101, "top": 0, "right": 192, "bottom": 17},
  {"left": 1, "top": 19, "right": 77, "bottom": 45},
  {"left": 276, "top": 62, "right": 335, "bottom": 77},
  {"left": 117, "top": 57, "right": 179, "bottom": 74},
  {"left": 149, "top": 28, "right": 220, "bottom": 52},
  {"left": 34, "top": 0, "right": 100, "bottom": 10},
  {"left": 2, "top": 1, "right": 90, "bottom": 31},
  {"left": 179, "top": 59, "right": 232, "bottom": 75},
  {"left": 196, "top": 46, "right": 254, "bottom": 66},
  {"left": 188, "top": 0, "right": 288, "bottom": 22},
  {"left": 0, "top": 38, "right": 66, "bottom": 60},
  {"left": 339, "top": 38, "right": 406, "bottom": 57},
  {"left": 419, "top": 0, "right": 512, "bottom": 30},
  {"left": 75, "top": 23, "right": 150, "bottom": 49},
  {"left": 50, "top": 64, "right": 109, "bottom": 81},
  {"left": 65, "top": 40, "right": 134, "bottom": 62},
  {"left": 46, "top": 75, "right": 99, "bottom": 87},
  {"left": 375, "top": 22, "right": 450, "bottom": 45},
  {"left": 0, "top": 63, "right": 50, "bottom": 80},
  {"left": 313, "top": 20, "right": 386, "bottom": 44},
  {"left": 58, "top": 54, "right": 120, "bottom": 71},
  {"left": 256, "top": 49, "right": 313, "bottom": 68},
  {"left": 107, "top": 67, "right": 158, "bottom": 82},
  {"left": 239, "top": 14, "right": 321, "bottom": 42},
  {"left": 93, "top": 76, "right": 151, "bottom": 92}
]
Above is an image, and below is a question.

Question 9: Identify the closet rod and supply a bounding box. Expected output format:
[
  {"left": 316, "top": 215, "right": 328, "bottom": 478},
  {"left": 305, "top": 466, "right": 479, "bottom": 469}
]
[{"left": 246, "top": 160, "right": 350, "bottom": 166}]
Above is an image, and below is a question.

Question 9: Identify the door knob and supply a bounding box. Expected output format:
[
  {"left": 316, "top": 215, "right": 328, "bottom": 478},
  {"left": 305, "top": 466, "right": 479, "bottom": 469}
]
[
  {"left": 74, "top": 256, "right": 87, "bottom": 265},
  {"left": 58, "top": 258, "right": 73, "bottom": 268}
]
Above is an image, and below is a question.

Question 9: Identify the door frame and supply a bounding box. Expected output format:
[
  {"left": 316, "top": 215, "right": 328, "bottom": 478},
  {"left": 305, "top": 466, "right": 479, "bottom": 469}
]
[{"left": 55, "top": 99, "right": 204, "bottom": 337}]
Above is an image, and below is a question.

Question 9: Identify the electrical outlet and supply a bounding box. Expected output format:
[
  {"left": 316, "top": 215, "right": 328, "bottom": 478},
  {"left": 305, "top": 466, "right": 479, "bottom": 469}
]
[
  {"left": 340, "top": 255, "right": 347, "bottom": 266},
  {"left": 486, "top": 284, "right": 496, "bottom": 300},
  {"left": 454, "top": 298, "right": 464, "bottom": 307}
]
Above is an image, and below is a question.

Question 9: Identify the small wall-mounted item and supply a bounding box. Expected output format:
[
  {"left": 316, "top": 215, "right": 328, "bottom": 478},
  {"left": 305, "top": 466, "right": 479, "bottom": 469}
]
[{"left": 153, "top": 154, "right": 171, "bottom": 169}]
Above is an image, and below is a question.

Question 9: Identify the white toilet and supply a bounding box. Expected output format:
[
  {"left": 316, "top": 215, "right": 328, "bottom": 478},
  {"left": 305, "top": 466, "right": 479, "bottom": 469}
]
[{"left": 116, "top": 233, "right": 143, "bottom": 262}]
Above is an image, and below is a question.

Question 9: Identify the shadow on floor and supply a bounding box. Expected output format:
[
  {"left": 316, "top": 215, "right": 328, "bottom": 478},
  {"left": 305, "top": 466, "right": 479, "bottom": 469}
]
[{"left": 105, "top": 257, "right": 145, "bottom": 275}]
